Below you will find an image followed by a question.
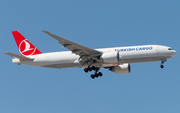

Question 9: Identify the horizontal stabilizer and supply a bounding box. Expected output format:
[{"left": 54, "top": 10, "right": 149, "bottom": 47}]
[{"left": 4, "top": 52, "right": 34, "bottom": 60}]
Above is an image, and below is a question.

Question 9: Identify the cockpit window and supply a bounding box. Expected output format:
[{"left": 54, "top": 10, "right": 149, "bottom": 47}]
[{"left": 168, "top": 48, "right": 174, "bottom": 50}]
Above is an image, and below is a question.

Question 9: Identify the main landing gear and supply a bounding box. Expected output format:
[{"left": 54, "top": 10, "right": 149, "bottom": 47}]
[
  {"left": 84, "top": 66, "right": 103, "bottom": 79},
  {"left": 91, "top": 72, "right": 103, "bottom": 79},
  {"left": 160, "top": 59, "right": 167, "bottom": 69}
]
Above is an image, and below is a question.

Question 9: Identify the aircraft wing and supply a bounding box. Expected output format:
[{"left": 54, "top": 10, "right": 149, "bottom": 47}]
[{"left": 41, "top": 30, "right": 102, "bottom": 56}]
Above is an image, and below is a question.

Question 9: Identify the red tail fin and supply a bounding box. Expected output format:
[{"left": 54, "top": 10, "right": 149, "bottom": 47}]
[{"left": 12, "top": 31, "right": 42, "bottom": 56}]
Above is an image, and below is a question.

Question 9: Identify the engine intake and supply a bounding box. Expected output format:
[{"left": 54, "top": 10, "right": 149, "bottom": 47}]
[{"left": 111, "top": 63, "right": 131, "bottom": 74}]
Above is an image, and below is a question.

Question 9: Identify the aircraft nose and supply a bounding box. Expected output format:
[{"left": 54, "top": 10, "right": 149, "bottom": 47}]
[
  {"left": 172, "top": 50, "right": 177, "bottom": 57},
  {"left": 168, "top": 48, "right": 177, "bottom": 57},
  {"left": 174, "top": 50, "right": 177, "bottom": 56}
]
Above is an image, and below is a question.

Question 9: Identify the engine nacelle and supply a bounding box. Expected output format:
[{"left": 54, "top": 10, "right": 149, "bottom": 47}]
[
  {"left": 101, "top": 52, "right": 119, "bottom": 64},
  {"left": 111, "top": 63, "right": 131, "bottom": 74}
]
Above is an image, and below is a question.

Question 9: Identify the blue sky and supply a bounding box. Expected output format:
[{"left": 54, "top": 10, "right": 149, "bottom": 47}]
[{"left": 1, "top": 0, "right": 180, "bottom": 113}]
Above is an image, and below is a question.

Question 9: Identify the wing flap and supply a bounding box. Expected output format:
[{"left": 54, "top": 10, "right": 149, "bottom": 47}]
[{"left": 4, "top": 52, "right": 34, "bottom": 60}]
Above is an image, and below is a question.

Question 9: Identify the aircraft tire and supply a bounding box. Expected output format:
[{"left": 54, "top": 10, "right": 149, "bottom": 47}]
[
  {"left": 91, "top": 74, "right": 95, "bottom": 79},
  {"left": 84, "top": 68, "right": 88, "bottom": 73},
  {"left": 92, "top": 66, "right": 96, "bottom": 70},
  {"left": 160, "top": 65, "right": 164, "bottom": 68},
  {"left": 98, "top": 72, "right": 102, "bottom": 77},
  {"left": 95, "top": 73, "right": 98, "bottom": 78}
]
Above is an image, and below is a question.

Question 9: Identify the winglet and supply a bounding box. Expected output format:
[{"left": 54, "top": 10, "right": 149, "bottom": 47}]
[
  {"left": 4, "top": 52, "right": 34, "bottom": 60},
  {"left": 41, "top": 30, "right": 50, "bottom": 34}
]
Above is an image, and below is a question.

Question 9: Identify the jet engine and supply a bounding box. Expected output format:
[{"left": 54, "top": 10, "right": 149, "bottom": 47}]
[
  {"left": 110, "top": 63, "right": 131, "bottom": 74},
  {"left": 101, "top": 52, "right": 119, "bottom": 64}
]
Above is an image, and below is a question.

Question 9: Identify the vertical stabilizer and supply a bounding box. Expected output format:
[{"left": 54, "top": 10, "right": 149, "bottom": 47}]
[{"left": 12, "top": 31, "right": 42, "bottom": 56}]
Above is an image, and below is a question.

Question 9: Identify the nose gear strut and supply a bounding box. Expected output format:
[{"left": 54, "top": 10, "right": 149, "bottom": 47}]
[{"left": 160, "top": 59, "right": 167, "bottom": 68}]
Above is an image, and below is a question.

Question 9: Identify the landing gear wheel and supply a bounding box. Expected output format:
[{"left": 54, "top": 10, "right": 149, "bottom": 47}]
[
  {"left": 95, "top": 73, "right": 99, "bottom": 78},
  {"left": 91, "top": 74, "right": 95, "bottom": 79},
  {"left": 160, "top": 65, "right": 164, "bottom": 68},
  {"left": 92, "top": 66, "right": 96, "bottom": 71},
  {"left": 88, "top": 67, "right": 92, "bottom": 71},
  {"left": 84, "top": 68, "right": 88, "bottom": 73},
  {"left": 98, "top": 72, "right": 103, "bottom": 77}
]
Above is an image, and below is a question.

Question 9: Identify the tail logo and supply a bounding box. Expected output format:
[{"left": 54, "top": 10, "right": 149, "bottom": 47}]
[{"left": 19, "top": 39, "right": 36, "bottom": 56}]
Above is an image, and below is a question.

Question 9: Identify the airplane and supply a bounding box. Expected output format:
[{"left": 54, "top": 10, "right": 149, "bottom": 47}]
[{"left": 4, "top": 31, "right": 177, "bottom": 79}]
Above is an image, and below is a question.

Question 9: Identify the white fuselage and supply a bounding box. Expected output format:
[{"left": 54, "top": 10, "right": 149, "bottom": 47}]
[{"left": 12, "top": 45, "right": 177, "bottom": 68}]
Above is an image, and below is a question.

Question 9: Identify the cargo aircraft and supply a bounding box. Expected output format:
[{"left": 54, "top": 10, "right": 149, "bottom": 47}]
[{"left": 4, "top": 31, "right": 177, "bottom": 79}]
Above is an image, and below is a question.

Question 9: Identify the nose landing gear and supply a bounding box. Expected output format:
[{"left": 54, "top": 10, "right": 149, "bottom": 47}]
[
  {"left": 160, "top": 65, "right": 164, "bottom": 68},
  {"left": 160, "top": 59, "right": 167, "bottom": 69}
]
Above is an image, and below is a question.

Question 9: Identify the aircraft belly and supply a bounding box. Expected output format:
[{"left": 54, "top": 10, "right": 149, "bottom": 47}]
[
  {"left": 42, "top": 62, "right": 81, "bottom": 68},
  {"left": 119, "top": 56, "right": 170, "bottom": 64}
]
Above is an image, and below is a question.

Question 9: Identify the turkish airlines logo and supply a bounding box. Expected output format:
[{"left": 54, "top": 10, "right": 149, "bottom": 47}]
[{"left": 19, "top": 39, "right": 36, "bottom": 56}]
